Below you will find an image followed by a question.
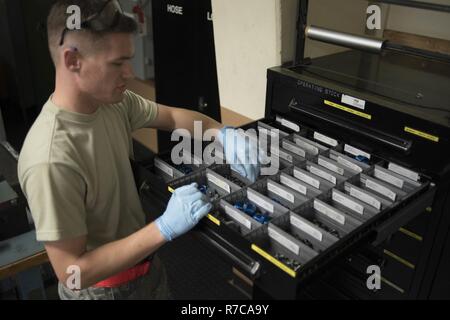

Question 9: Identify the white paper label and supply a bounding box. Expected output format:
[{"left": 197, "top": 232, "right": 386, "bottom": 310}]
[
  {"left": 332, "top": 190, "right": 364, "bottom": 215},
  {"left": 206, "top": 173, "right": 231, "bottom": 193},
  {"left": 309, "top": 165, "right": 337, "bottom": 185},
  {"left": 268, "top": 181, "right": 295, "bottom": 203},
  {"left": 337, "top": 156, "right": 363, "bottom": 173},
  {"left": 280, "top": 118, "right": 300, "bottom": 132},
  {"left": 366, "top": 178, "right": 397, "bottom": 201},
  {"left": 314, "top": 132, "right": 338, "bottom": 147},
  {"left": 294, "top": 169, "right": 320, "bottom": 189},
  {"left": 280, "top": 175, "right": 307, "bottom": 195},
  {"left": 291, "top": 215, "right": 323, "bottom": 242},
  {"left": 268, "top": 226, "right": 299, "bottom": 255},
  {"left": 318, "top": 157, "right": 344, "bottom": 176},
  {"left": 154, "top": 159, "right": 174, "bottom": 177},
  {"left": 294, "top": 137, "right": 319, "bottom": 155},
  {"left": 248, "top": 191, "right": 274, "bottom": 213},
  {"left": 374, "top": 168, "right": 404, "bottom": 189},
  {"left": 271, "top": 146, "right": 293, "bottom": 163},
  {"left": 282, "top": 141, "right": 306, "bottom": 158},
  {"left": 349, "top": 187, "right": 381, "bottom": 210},
  {"left": 344, "top": 144, "right": 371, "bottom": 159},
  {"left": 225, "top": 206, "right": 252, "bottom": 229},
  {"left": 342, "top": 94, "right": 366, "bottom": 110},
  {"left": 314, "top": 200, "right": 346, "bottom": 225},
  {"left": 388, "top": 163, "right": 420, "bottom": 182}
]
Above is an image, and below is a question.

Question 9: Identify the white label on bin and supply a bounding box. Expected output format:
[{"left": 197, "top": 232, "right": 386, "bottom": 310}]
[
  {"left": 272, "top": 146, "right": 293, "bottom": 163},
  {"left": 279, "top": 118, "right": 300, "bottom": 132},
  {"left": 268, "top": 181, "right": 295, "bottom": 203},
  {"left": 366, "top": 178, "right": 397, "bottom": 201},
  {"left": 314, "top": 132, "right": 338, "bottom": 147},
  {"left": 374, "top": 168, "right": 404, "bottom": 189},
  {"left": 309, "top": 165, "right": 337, "bottom": 185},
  {"left": 291, "top": 215, "right": 323, "bottom": 242},
  {"left": 337, "top": 156, "right": 363, "bottom": 173},
  {"left": 206, "top": 173, "right": 231, "bottom": 193},
  {"left": 282, "top": 141, "right": 306, "bottom": 158},
  {"left": 280, "top": 175, "right": 307, "bottom": 195},
  {"left": 154, "top": 158, "right": 174, "bottom": 177},
  {"left": 314, "top": 200, "right": 345, "bottom": 225},
  {"left": 294, "top": 137, "right": 319, "bottom": 155},
  {"left": 388, "top": 163, "right": 419, "bottom": 182},
  {"left": 268, "top": 227, "right": 299, "bottom": 255},
  {"left": 318, "top": 157, "right": 345, "bottom": 176},
  {"left": 225, "top": 206, "right": 252, "bottom": 230},
  {"left": 344, "top": 144, "right": 371, "bottom": 159},
  {"left": 280, "top": 150, "right": 293, "bottom": 163},
  {"left": 332, "top": 190, "right": 364, "bottom": 215},
  {"left": 248, "top": 190, "right": 274, "bottom": 213},
  {"left": 294, "top": 169, "right": 320, "bottom": 189},
  {"left": 342, "top": 94, "right": 366, "bottom": 110},
  {"left": 349, "top": 187, "right": 381, "bottom": 210}
]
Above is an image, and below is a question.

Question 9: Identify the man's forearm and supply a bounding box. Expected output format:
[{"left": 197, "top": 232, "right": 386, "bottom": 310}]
[
  {"left": 70, "top": 222, "right": 166, "bottom": 289},
  {"left": 172, "top": 108, "right": 223, "bottom": 138},
  {"left": 153, "top": 104, "right": 223, "bottom": 138}
]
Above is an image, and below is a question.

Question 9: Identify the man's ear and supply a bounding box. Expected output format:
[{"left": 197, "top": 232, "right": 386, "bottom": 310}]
[{"left": 63, "top": 47, "right": 81, "bottom": 72}]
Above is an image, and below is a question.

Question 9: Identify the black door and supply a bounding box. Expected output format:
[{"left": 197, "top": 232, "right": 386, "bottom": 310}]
[{"left": 152, "top": 0, "right": 221, "bottom": 152}]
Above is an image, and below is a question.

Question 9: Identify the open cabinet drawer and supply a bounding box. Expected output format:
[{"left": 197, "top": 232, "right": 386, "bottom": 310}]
[{"left": 162, "top": 117, "right": 437, "bottom": 299}]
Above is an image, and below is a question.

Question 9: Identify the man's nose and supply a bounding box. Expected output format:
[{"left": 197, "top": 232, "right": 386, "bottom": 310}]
[{"left": 123, "top": 62, "right": 135, "bottom": 79}]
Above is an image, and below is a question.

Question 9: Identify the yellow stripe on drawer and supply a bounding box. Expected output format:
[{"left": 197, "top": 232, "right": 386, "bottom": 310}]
[
  {"left": 383, "top": 249, "right": 415, "bottom": 269},
  {"left": 324, "top": 100, "right": 372, "bottom": 120},
  {"left": 251, "top": 244, "right": 297, "bottom": 278},
  {"left": 168, "top": 186, "right": 174, "bottom": 193},
  {"left": 404, "top": 127, "right": 439, "bottom": 142},
  {"left": 207, "top": 214, "right": 221, "bottom": 226},
  {"left": 399, "top": 227, "right": 423, "bottom": 242},
  {"left": 381, "top": 276, "right": 405, "bottom": 294}
]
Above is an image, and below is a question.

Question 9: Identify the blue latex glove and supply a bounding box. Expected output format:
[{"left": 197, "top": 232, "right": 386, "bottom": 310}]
[
  {"left": 218, "top": 126, "right": 260, "bottom": 182},
  {"left": 156, "top": 183, "right": 212, "bottom": 241}
]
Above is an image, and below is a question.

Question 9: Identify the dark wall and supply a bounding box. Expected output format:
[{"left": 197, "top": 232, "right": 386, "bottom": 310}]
[{"left": 0, "top": 0, "right": 55, "bottom": 150}]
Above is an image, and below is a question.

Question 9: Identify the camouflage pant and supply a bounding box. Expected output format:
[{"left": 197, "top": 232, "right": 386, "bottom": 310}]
[{"left": 58, "top": 255, "right": 171, "bottom": 300}]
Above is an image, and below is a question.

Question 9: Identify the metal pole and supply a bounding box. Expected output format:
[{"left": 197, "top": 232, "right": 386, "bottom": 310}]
[{"left": 305, "top": 25, "right": 385, "bottom": 53}]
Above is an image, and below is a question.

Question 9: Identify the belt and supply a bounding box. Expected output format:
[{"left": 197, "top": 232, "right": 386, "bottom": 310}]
[{"left": 93, "top": 255, "right": 153, "bottom": 288}]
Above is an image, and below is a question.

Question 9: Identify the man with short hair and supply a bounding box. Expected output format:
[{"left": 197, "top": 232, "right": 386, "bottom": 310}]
[{"left": 18, "top": 0, "right": 259, "bottom": 300}]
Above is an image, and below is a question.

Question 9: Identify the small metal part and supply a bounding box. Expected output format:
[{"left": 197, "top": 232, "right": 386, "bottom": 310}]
[
  {"left": 293, "top": 234, "right": 314, "bottom": 249},
  {"left": 224, "top": 174, "right": 247, "bottom": 188},
  {"left": 354, "top": 155, "right": 369, "bottom": 164},
  {"left": 312, "top": 218, "right": 341, "bottom": 239},
  {"left": 198, "top": 184, "right": 220, "bottom": 201},
  {"left": 234, "top": 200, "right": 271, "bottom": 224}
]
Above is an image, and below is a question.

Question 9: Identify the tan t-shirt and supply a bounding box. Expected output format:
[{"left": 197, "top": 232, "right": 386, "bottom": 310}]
[{"left": 18, "top": 90, "right": 158, "bottom": 250}]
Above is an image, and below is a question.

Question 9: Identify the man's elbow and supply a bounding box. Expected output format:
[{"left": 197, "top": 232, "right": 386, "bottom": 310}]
[{"left": 55, "top": 265, "right": 96, "bottom": 291}]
